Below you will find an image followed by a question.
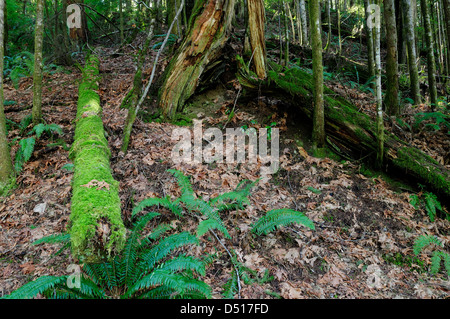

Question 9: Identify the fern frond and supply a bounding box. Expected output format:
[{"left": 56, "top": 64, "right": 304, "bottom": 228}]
[
  {"left": 137, "top": 222, "right": 172, "bottom": 251},
  {"left": 135, "top": 285, "right": 176, "bottom": 299},
  {"left": 119, "top": 213, "right": 160, "bottom": 287},
  {"left": 196, "top": 218, "right": 229, "bottom": 239},
  {"left": 158, "top": 255, "right": 206, "bottom": 276},
  {"left": 413, "top": 235, "right": 443, "bottom": 255},
  {"left": 124, "top": 270, "right": 183, "bottom": 298},
  {"left": 252, "top": 208, "right": 315, "bottom": 235},
  {"left": 209, "top": 191, "right": 250, "bottom": 212},
  {"left": 32, "top": 233, "right": 70, "bottom": 246},
  {"left": 430, "top": 251, "right": 443, "bottom": 275},
  {"left": 182, "top": 196, "right": 231, "bottom": 239},
  {"left": 136, "top": 232, "right": 199, "bottom": 279},
  {"left": 14, "top": 137, "right": 36, "bottom": 172},
  {"left": 2, "top": 276, "right": 67, "bottom": 299},
  {"left": 168, "top": 169, "right": 195, "bottom": 197},
  {"left": 222, "top": 270, "right": 238, "bottom": 299},
  {"left": 132, "top": 196, "right": 182, "bottom": 217},
  {"left": 75, "top": 275, "right": 107, "bottom": 298}
]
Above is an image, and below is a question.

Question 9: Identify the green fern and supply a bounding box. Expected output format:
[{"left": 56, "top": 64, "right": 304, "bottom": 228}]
[
  {"left": 132, "top": 196, "right": 182, "bottom": 217},
  {"left": 29, "top": 123, "right": 63, "bottom": 139},
  {"left": 410, "top": 192, "right": 447, "bottom": 222},
  {"left": 2, "top": 214, "right": 211, "bottom": 299},
  {"left": 14, "top": 137, "right": 35, "bottom": 172},
  {"left": 413, "top": 235, "right": 450, "bottom": 278},
  {"left": 251, "top": 208, "right": 315, "bottom": 235}
]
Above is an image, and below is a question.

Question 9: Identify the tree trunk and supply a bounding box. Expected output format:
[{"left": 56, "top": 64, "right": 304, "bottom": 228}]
[
  {"left": 32, "top": 0, "right": 44, "bottom": 125},
  {"left": 0, "top": 0, "right": 14, "bottom": 195},
  {"left": 299, "top": 0, "right": 308, "bottom": 46},
  {"left": 247, "top": 0, "right": 267, "bottom": 78},
  {"left": 324, "top": 0, "right": 332, "bottom": 52},
  {"left": 69, "top": 55, "right": 126, "bottom": 263},
  {"left": 158, "top": 0, "right": 235, "bottom": 119},
  {"left": 371, "top": 2, "right": 385, "bottom": 167},
  {"left": 403, "top": 0, "right": 421, "bottom": 104},
  {"left": 420, "top": 0, "right": 438, "bottom": 108},
  {"left": 310, "top": 0, "right": 325, "bottom": 149},
  {"left": 121, "top": 14, "right": 156, "bottom": 153},
  {"left": 443, "top": 0, "right": 450, "bottom": 84},
  {"left": 384, "top": 0, "right": 400, "bottom": 116},
  {"left": 237, "top": 63, "right": 450, "bottom": 201},
  {"left": 364, "top": 0, "right": 376, "bottom": 90}
]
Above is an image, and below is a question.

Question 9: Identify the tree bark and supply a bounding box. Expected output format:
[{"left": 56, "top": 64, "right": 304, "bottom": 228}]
[
  {"left": 420, "top": 0, "right": 438, "bottom": 108},
  {"left": 299, "top": 0, "right": 308, "bottom": 46},
  {"left": 237, "top": 63, "right": 450, "bottom": 201},
  {"left": 364, "top": 0, "right": 376, "bottom": 90},
  {"left": 247, "top": 0, "right": 266, "bottom": 78},
  {"left": 310, "top": 0, "right": 325, "bottom": 149},
  {"left": 0, "top": 0, "right": 14, "bottom": 195},
  {"left": 443, "top": 0, "right": 450, "bottom": 83},
  {"left": 32, "top": 0, "right": 44, "bottom": 126},
  {"left": 69, "top": 55, "right": 126, "bottom": 263},
  {"left": 384, "top": 0, "right": 400, "bottom": 116},
  {"left": 158, "top": 0, "right": 235, "bottom": 119},
  {"left": 403, "top": 0, "right": 421, "bottom": 104}
]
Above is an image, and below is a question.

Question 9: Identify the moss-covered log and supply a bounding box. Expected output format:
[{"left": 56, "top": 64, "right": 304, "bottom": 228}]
[
  {"left": 238, "top": 61, "right": 450, "bottom": 201},
  {"left": 68, "top": 55, "right": 126, "bottom": 263}
]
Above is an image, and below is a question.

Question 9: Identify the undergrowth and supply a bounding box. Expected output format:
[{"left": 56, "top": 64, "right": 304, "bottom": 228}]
[{"left": 3, "top": 169, "right": 315, "bottom": 299}]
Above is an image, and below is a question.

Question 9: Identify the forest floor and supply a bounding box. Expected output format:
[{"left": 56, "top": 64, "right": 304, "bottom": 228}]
[{"left": 1, "top": 37, "right": 449, "bottom": 299}]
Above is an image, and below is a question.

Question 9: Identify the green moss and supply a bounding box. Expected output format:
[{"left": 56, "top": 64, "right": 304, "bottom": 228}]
[
  {"left": 0, "top": 176, "right": 16, "bottom": 197},
  {"left": 393, "top": 146, "right": 450, "bottom": 197},
  {"left": 69, "top": 55, "right": 126, "bottom": 263}
]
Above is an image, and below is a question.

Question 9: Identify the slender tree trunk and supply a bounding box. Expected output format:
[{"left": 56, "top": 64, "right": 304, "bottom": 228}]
[
  {"left": 0, "top": 0, "right": 14, "bottom": 194},
  {"left": 403, "top": 0, "right": 421, "bottom": 104},
  {"left": 121, "top": 14, "right": 156, "bottom": 153},
  {"left": 247, "top": 0, "right": 267, "bottom": 78},
  {"left": 324, "top": 0, "right": 332, "bottom": 52},
  {"left": 32, "top": 0, "right": 44, "bottom": 125},
  {"left": 443, "top": 0, "right": 450, "bottom": 85},
  {"left": 374, "top": 8, "right": 384, "bottom": 167},
  {"left": 284, "top": 1, "right": 290, "bottom": 65},
  {"left": 158, "top": 0, "right": 236, "bottom": 119},
  {"left": 420, "top": 0, "right": 438, "bottom": 108},
  {"left": 310, "top": 0, "right": 325, "bottom": 150},
  {"left": 337, "top": 0, "right": 342, "bottom": 55},
  {"left": 299, "top": 0, "right": 308, "bottom": 45},
  {"left": 384, "top": 0, "right": 400, "bottom": 116},
  {"left": 364, "top": 0, "right": 375, "bottom": 89},
  {"left": 168, "top": 0, "right": 181, "bottom": 37},
  {"left": 119, "top": 0, "right": 124, "bottom": 43}
]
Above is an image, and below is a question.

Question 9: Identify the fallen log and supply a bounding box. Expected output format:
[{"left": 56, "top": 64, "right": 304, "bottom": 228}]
[
  {"left": 68, "top": 54, "right": 126, "bottom": 263},
  {"left": 237, "top": 60, "right": 450, "bottom": 202}
]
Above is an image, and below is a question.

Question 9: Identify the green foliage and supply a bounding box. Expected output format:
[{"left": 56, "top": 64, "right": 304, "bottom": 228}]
[
  {"left": 3, "top": 213, "right": 210, "bottom": 299},
  {"left": 14, "top": 137, "right": 35, "bottom": 172},
  {"left": 13, "top": 122, "right": 64, "bottom": 173},
  {"left": 413, "top": 111, "right": 450, "bottom": 134},
  {"left": 29, "top": 123, "right": 64, "bottom": 139},
  {"left": 413, "top": 235, "right": 450, "bottom": 278},
  {"left": 251, "top": 208, "right": 315, "bottom": 235},
  {"left": 409, "top": 192, "right": 447, "bottom": 222},
  {"left": 4, "top": 51, "right": 34, "bottom": 88},
  {"left": 152, "top": 34, "right": 179, "bottom": 50}
]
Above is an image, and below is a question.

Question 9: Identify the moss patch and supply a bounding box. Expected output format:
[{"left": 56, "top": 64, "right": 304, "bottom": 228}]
[{"left": 69, "top": 55, "right": 126, "bottom": 263}]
